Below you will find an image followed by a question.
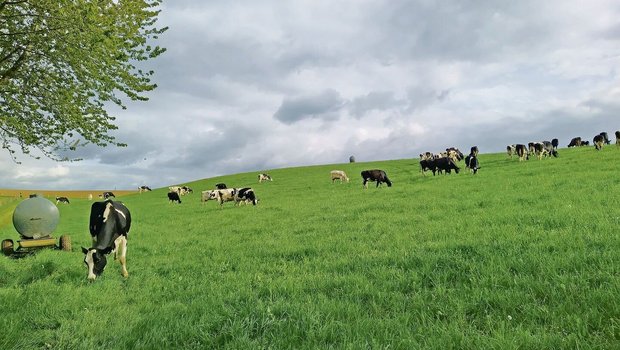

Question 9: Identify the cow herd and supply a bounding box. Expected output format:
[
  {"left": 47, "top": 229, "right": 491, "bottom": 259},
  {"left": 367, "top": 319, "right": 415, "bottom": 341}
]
[
  {"left": 418, "top": 146, "right": 480, "bottom": 176},
  {"left": 508, "top": 131, "right": 619, "bottom": 161},
  {"left": 72, "top": 131, "right": 618, "bottom": 281}
]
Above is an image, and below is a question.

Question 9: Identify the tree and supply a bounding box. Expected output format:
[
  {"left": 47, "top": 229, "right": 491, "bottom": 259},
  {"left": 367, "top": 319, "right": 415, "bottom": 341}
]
[{"left": 0, "top": 0, "right": 167, "bottom": 162}]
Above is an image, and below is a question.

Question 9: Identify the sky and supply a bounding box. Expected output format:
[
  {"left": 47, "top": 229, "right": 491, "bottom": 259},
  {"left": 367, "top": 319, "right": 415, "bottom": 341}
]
[{"left": 2, "top": 0, "right": 620, "bottom": 190}]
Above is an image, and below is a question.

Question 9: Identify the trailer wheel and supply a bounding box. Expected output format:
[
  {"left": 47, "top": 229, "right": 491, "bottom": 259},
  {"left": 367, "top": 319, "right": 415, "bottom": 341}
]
[
  {"left": 59, "top": 235, "right": 71, "bottom": 252},
  {"left": 2, "top": 239, "right": 14, "bottom": 256}
]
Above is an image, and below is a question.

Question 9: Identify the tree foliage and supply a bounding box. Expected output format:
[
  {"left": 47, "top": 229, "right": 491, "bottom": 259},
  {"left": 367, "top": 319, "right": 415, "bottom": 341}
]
[{"left": 0, "top": 0, "right": 167, "bottom": 162}]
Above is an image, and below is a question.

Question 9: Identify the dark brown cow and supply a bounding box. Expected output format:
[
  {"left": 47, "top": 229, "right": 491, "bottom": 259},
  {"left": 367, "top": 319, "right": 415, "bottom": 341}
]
[{"left": 361, "top": 169, "right": 392, "bottom": 188}]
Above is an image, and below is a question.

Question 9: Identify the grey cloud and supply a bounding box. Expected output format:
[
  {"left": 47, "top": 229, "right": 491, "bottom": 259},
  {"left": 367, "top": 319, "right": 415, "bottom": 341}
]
[
  {"left": 274, "top": 89, "right": 345, "bottom": 124},
  {"left": 350, "top": 91, "right": 401, "bottom": 118}
]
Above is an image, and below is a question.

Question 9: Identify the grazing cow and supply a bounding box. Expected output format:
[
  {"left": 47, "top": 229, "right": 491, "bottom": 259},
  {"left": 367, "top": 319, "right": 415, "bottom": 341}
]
[
  {"left": 235, "top": 187, "right": 258, "bottom": 206},
  {"left": 202, "top": 188, "right": 258, "bottom": 207},
  {"left": 167, "top": 191, "right": 182, "bottom": 204},
  {"left": 446, "top": 147, "right": 464, "bottom": 162},
  {"left": 258, "top": 173, "right": 273, "bottom": 183},
  {"left": 528, "top": 142, "right": 537, "bottom": 156},
  {"left": 593, "top": 134, "right": 605, "bottom": 150},
  {"left": 361, "top": 169, "right": 392, "bottom": 188},
  {"left": 533, "top": 142, "right": 546, "bottom": 160},
  {"left": 551, "top": 139, "right": 559, "bottom": 150},
  {"left": 470, "top": 146, "right": 479, "bottom": 157},
  {"left": 515, "top": 144, "right": 529, "bottom": 161},
  {"left": 600, "top": 132, "right": 610, "bottom": 145},
  {"left": 581, "top": 141, "right": 590, "bottom": 146},
  {"left": 568, "top": 137, "right": 582, "bottom": 147},
  {"left": 419, "top": 152, "right": 434, "bottom": 161},
  {"left": 102, "top": 192, "right": 115, "bottom": 199},
  {"left": 215, "top": 183, "right": 227, "bottom": 189},
  {"left": 543, "top": 141, "right": 558, "bottom": 158},
  {"left": 330, "top": 170, "right": 350, "bottom": 183},
  {"left": 139, "top": 186, "right": 152, "bottom": 193},
  {"left": 465, "top": 153, "right": 480, "bottom": 174},
  {"left": 420, "top": 158, "right": 436, "bottom": 176},
  {"left": 55, "top": 196, "right": 70, "bottom": 204},
  {"left": 169, "top": 186, "right": 191, "bottom": 195},
  {"left": 82, "top": 200, "right": 131, "bottom": 281},
  {"left": 432, "top": 157, "right": 460, "bottom": 175},
  {"left": 201, "top": 190, "right": 215, "bottom": 203},
  {"left": 506, "top": 144, "right": 516, "bottom": 158},
  {"left": 616, "top": 131, "right": 620, "bottom": 146}
]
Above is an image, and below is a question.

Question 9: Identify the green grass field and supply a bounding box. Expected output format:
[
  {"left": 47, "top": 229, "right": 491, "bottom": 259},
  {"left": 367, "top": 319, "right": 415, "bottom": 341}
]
[{"left": 1, "top": 146, "right": 619, "bottom": 349}]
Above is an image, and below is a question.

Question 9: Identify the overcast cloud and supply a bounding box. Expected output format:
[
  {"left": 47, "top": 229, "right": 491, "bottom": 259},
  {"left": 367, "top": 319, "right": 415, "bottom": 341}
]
[{"left": 2, "top": 0, "right": 619, "bottom": 190}]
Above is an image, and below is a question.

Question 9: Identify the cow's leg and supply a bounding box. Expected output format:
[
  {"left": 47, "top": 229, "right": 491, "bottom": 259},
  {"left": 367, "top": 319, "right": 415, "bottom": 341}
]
[
  {"left": 114, "top": 236, "right": 128, "bottom": 278},
  {"left": 363, "top": 179, "right": 368, "bottom": 189}
]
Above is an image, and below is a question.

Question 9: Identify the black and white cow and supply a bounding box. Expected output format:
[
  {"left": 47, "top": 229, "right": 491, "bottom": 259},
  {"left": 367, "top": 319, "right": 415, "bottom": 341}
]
[
  {"left": 235, "top": 187, "right": 258, "bottom": 206},
  {"left": 515, "top": 144, "right": 528, "bottom": 161},
  {"left": 102, "top": 192, "right": 115, "bottom": 199},
  {"left": 465, "top": 153, "right": 480, "bottom": 174},
  {"left": 506, "top": 144, "right": 516, "bottom": 158},
  {"left": 446, "top": 147, "right": 464, "bottom": 162},
  {"left": 169, "top": 186, "right": 192, "bottom": 195},
  {"left": 600, "top": 132, "right": 610, "bottom": 145},
  {"left": 551, "top": 139, "right": 559, "bottom": 150},
  {"left": 567, "top": 137, "right": 582, "bottom": 147},
  {"left": 139, "top": 186, "right": 152, "bottom": 193},
  {"left": 543, "top": 141, "right": 558, "bottom": 158},
  {"left": 167, "top": 191, "right": 182, "bottom": 203},
  {"left": 616, "top": 131, "right": 620, "bottom": 146},
  {"left": 470, "top": 146, "right": 479, "bottom": 157},
  {"left": 215, "top": 183, "right": 227, "bottom": 189},
  {"left": 82, "top": 200, "right": 131, "bottom": 281},
  {"left": 55, "top": 196, "right": 70, "bottom": 204},
  {"left": 593, "top": 134, "right": 605, "bottom": 150},
  {"left": 581, "top": 141, "right": 590, "bottom": 146},
  {"left": 258, "top": 173, "right": 273, "bottom": 183},
  {"left": 204, "top": 188, "right": 258, "bottom": 207},
  {"left": 201, "top": 190, "right": 214, "bottom": 203},
  {"left": 361, "top": 169, "right": 392, "bottom": 188},
  {"left": 533, "top": 142, "right": 546, "bottom": 160}
]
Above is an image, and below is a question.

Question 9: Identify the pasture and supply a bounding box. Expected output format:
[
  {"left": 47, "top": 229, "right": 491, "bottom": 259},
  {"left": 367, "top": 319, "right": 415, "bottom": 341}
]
[{"left": 0, "top": 146, "right": 619, "bottom": 349}]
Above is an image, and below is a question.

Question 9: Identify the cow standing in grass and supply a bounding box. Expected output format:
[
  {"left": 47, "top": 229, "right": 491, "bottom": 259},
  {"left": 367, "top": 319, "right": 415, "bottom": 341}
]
[
  {"left": 568, "top": 137, "right": 582, "bottom": 147},
  {"left": 56, "top": 196, "right": 70, "bottom": 204},
  {"left": 515, "top": 144, "right": 528, "bottom": 161},
  {"left": 506, "top": 145, "right": 516, "bottom": 158},
  {"left": 330, "top": 170, "right": 349, "bottom": 183},
  {"left": 82, "top": 200, "right": 131, "bottom": 281},
  {"left": 594, "top": 134, "right": 605, "bottom": 150},
  {"left": 258, "top": 173, "right": 273, "bottom": 183},
  {"left": 616, "top": 131, "right": 620, "bottom": 147},
  {"left": 167, "top": 191, "right": 182, "bottom": 204},
  {"left": 361, "top": 170, "right": 392, "bottom": 188}
]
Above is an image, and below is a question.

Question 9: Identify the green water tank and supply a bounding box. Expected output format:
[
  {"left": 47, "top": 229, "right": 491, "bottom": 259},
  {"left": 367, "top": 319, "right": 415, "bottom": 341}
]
[{"left": 12, "top": 196, "right": 60, "bottom": 239}]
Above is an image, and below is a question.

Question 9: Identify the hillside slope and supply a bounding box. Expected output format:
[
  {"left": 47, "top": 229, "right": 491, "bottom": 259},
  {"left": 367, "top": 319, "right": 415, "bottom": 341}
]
[{"left": 0, "top": 146, "right": 619, "bottom": 349}]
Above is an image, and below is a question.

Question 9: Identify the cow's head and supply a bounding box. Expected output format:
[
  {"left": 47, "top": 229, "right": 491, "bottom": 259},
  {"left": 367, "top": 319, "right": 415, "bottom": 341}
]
[{"left": 82, "top": 247, "right": 108, "bottom": 281}]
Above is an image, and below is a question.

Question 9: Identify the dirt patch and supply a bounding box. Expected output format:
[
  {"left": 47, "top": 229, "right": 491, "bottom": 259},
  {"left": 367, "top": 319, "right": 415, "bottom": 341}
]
[{"left": 0, "top": 189, "right": 136, "bottom": 199}]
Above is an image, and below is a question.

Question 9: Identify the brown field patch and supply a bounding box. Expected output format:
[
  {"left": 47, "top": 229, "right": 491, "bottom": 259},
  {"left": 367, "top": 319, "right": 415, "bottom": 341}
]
[{"left": 0, "top": 189, "right": 136, "bottom": 199}]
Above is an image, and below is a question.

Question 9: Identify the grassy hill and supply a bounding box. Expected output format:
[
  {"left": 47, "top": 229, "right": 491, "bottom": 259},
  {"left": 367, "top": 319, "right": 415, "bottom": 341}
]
[{"left": 0, "top": 146, "right": 619, "bottom": 349}]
